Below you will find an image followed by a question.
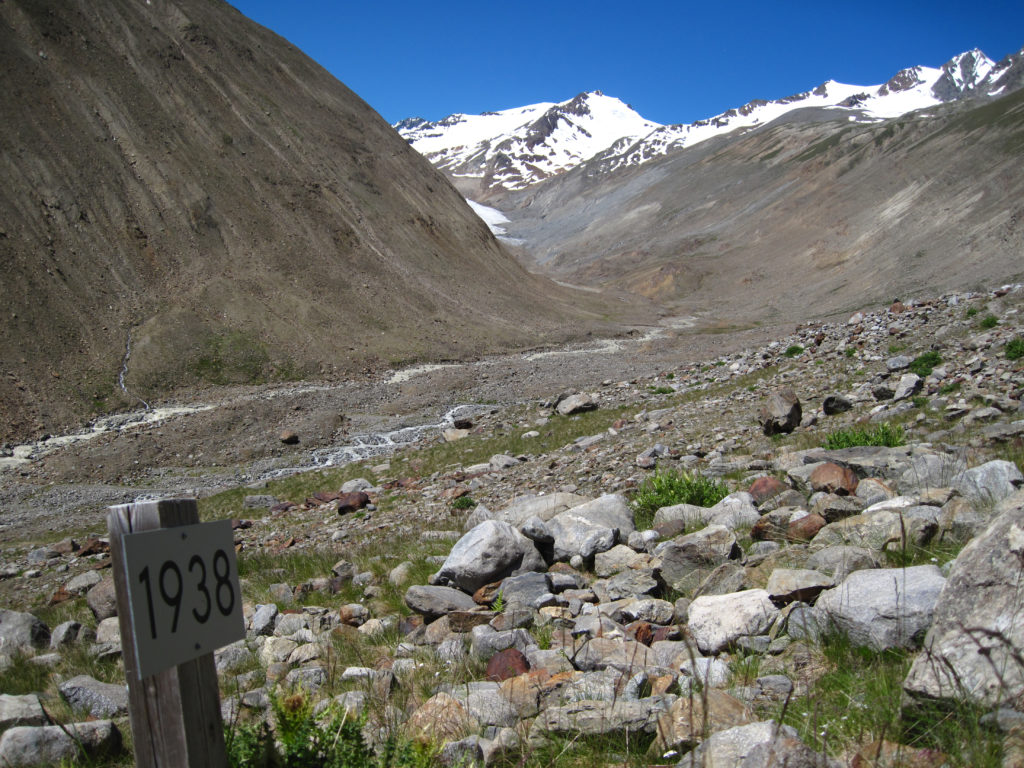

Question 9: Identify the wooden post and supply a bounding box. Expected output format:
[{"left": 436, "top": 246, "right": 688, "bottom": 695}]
[{"left": 108, "top": 499, "right": 229, "bottom": 768}]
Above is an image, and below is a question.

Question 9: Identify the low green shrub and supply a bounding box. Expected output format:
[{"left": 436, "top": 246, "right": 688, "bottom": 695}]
[
  {"left": 979, "top": 314, "right": 999, "bottom": 329},
  {"left": 630, "top": 469, "right": 728, "bottom": 529},
  {"left": 908, "top": 351, "right": 942, "bottom": 377},
  {"left": 783, "top": 344, "right": 804, "bottom": 357},
  {"left": 1006, "top": 337, "right": 1024, "bottom": 361},
  {"left": 824, "top": 423, "right": 905, "bottom": 450},
  {"left": 451, "top": 495, "right": 475, "bottom": 511}
]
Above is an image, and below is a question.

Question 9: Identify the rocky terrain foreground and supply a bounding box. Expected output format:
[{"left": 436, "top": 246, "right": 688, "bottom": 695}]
[{"left": 1, "top": 285, "right": 1023, "bottom": 766}]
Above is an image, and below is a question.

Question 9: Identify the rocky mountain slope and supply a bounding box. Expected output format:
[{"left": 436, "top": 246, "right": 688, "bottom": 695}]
[
  {"left": 396, "top": 45, "right": 1024, "bottom": 339},
  {"left": 0, "top": 284, "right": 1021, "bottom": 766},
  {"left": 398, "top": 47, "right": 1022, "bottom": 196},
  {"left": 494, "top": 81, "right": 1024, "bottom": 327},
  {"left": 0, "top": 0, "right": 622, "bottom": 446}
]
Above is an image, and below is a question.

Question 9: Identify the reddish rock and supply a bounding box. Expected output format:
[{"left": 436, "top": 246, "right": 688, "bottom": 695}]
[
  {"left": 485, "top": 648, "right": 530, "bottom": 682},
  {"left": 231, "top": 519, "right": 253, "bottom": 530},
  {"left": 337, "top": 491, "right": 370, "bottom": 514},
  {"left": 52, "top": 539, "right": 78, "bottom": 556},
  {"left": 48, "top": 585, "right": 73, "bottom": 606},
  {"left": 473, "top": 581, "right": 503, "bottom": 606},
  {"left": 750, "top": 516, "right": 786, "bottom": 542},
  {"left": 747, "top": 476, "right": 788, "bottom": 505},
  {"left": 270, "top": 501, "right": 296, "bottom": 513},
  {"left": 889, "top": 301, "right": 906, "bottom": 314},
  {"left": 447, "top": 610, "right": 495, "bottom": 633},
  {"left": 625, "top": 621, "right": 654, "bottom": 646},
  {"left": 810, "top": 462, "right": 859, "bottom": 495},
  {"left": 441, "top": 485, "right": 470, "bottom": 501},
  {"left": 337, "top": 604, "right": 365, "bottom": 626},
  {"left": 77, "top": 538, "right": 109, "bottom": 556},
  {"left": 651, "top": 625, "right": 681, "bottom": 643},
  {"left": 787, "top": 514, "right": 827, "bottom": 542}
]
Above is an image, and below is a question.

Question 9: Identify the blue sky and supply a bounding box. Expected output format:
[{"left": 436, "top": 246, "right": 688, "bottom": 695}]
[{"left": 229, "top": 1, "right": 1024, "bottom": 126}]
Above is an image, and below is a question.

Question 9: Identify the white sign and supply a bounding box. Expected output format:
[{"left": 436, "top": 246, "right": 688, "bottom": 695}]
[{"left": 119, "top": 519, "right": 245, "bottom": 679}]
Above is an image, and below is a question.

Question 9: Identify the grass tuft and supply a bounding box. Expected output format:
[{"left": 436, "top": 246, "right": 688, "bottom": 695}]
[
  {"left": 823, "top": 423, "right": 905, "bottom": 450},
  {"left": 777, "top": 633, "right": 1002, "bottom": 766},
  {"left": 908, "top": 351, "right": 942, "bottom": 378},
  {"left": 629, "top": 469, "right": 728, "bottom": 530},
  {"left": 1006, "top": 337, "right": 1024, "bottom": 361}
]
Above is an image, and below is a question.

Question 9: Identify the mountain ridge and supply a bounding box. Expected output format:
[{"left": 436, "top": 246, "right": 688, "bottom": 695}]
[{"left": 398, "top": 45, "right": 1023, "bottom": 195}]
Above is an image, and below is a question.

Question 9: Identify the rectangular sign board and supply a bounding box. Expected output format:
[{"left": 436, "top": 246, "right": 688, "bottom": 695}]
[{"left": 119, "top": 519, "right": 245, "bottom": 679}]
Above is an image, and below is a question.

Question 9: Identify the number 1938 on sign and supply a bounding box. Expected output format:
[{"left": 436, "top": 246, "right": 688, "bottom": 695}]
[{"left": 120, "top": 519, "right": 245, "bottom": 679}]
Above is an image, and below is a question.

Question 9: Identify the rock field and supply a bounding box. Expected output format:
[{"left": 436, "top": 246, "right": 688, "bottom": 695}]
[{"left": 1, "top": 285, "right": 1023, "bottom": 766}]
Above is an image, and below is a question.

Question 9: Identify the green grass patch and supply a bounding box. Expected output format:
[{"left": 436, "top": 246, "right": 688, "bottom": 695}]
[
  {"left": 883, "top": 535, "right": 967, "bottom": 569},
  {"left": 1006, "top": 337, "right": 1024, "bottom": 361},
  {"left": 823, "top": 423, "right": 905, "bottom": 450},
  {"left": 630, "top": 469, "right": 729, "bottom": 530},
  {"left": 979, "top": 314, "right": 999, "bottom": 329},
  {"left": 908, "top": 351, "right": 942, "bottom": 378},
  {"left": 783, "top": 344, "right": 804, "bottom": 358},
  {"left": 780, "top": 634, "right": 1002, "bottom": 765}
]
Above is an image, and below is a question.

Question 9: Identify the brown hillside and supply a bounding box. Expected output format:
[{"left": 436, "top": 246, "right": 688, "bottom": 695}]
[{"left": 0, "top": 0, "right": 621, "bottom": 444}]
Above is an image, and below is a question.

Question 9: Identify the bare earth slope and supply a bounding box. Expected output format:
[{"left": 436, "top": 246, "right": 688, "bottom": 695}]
[
  {"left": 0, "top": 0, "right": 621, "bottom": 445},
  {"left": 497, "top": 89, "right": 1024, "bottom": 327}
]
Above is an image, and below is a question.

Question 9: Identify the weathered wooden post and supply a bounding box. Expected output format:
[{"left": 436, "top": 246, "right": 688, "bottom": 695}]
[{"left": 108, "top": 498, "right": 243, "bottom": 767}]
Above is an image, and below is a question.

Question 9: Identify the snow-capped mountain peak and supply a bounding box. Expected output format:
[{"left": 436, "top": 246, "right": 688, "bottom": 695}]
[
  {"left": 397, "top": 47, "right": 1018, "bottom": 192},
  {"left": 397, "top": 91, "right": 661, "bottom": 191}
]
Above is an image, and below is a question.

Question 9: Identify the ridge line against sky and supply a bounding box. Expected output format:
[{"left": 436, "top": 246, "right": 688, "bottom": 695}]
[{"left": 228, "top": 0, "right": 1024, "bottom": 127}]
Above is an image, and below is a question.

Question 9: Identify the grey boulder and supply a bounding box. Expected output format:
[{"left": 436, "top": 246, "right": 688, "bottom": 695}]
[
  {"left": 0, "top": 721, "right": 121, "bottom": 767},
  {"left": 58, "top": 675, "right": 129, "bottom": 718},
  {"left": 904, "top": 490, "right": 1024, "bottom": 709},
  {"left": 404, "top": 585, "right": 480, "bottom": 621},
  {"left": 0, "top": 609, "right": 49, "bottom": 653},
  {"left": 435, "top": 520, "right": 544, "bottom": 593},
  {"left": 815, "top": 565, "right": 945, "bottom": 650},
  {"left": 687, "top": 590, "right": 780, "bottom": 654}
]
